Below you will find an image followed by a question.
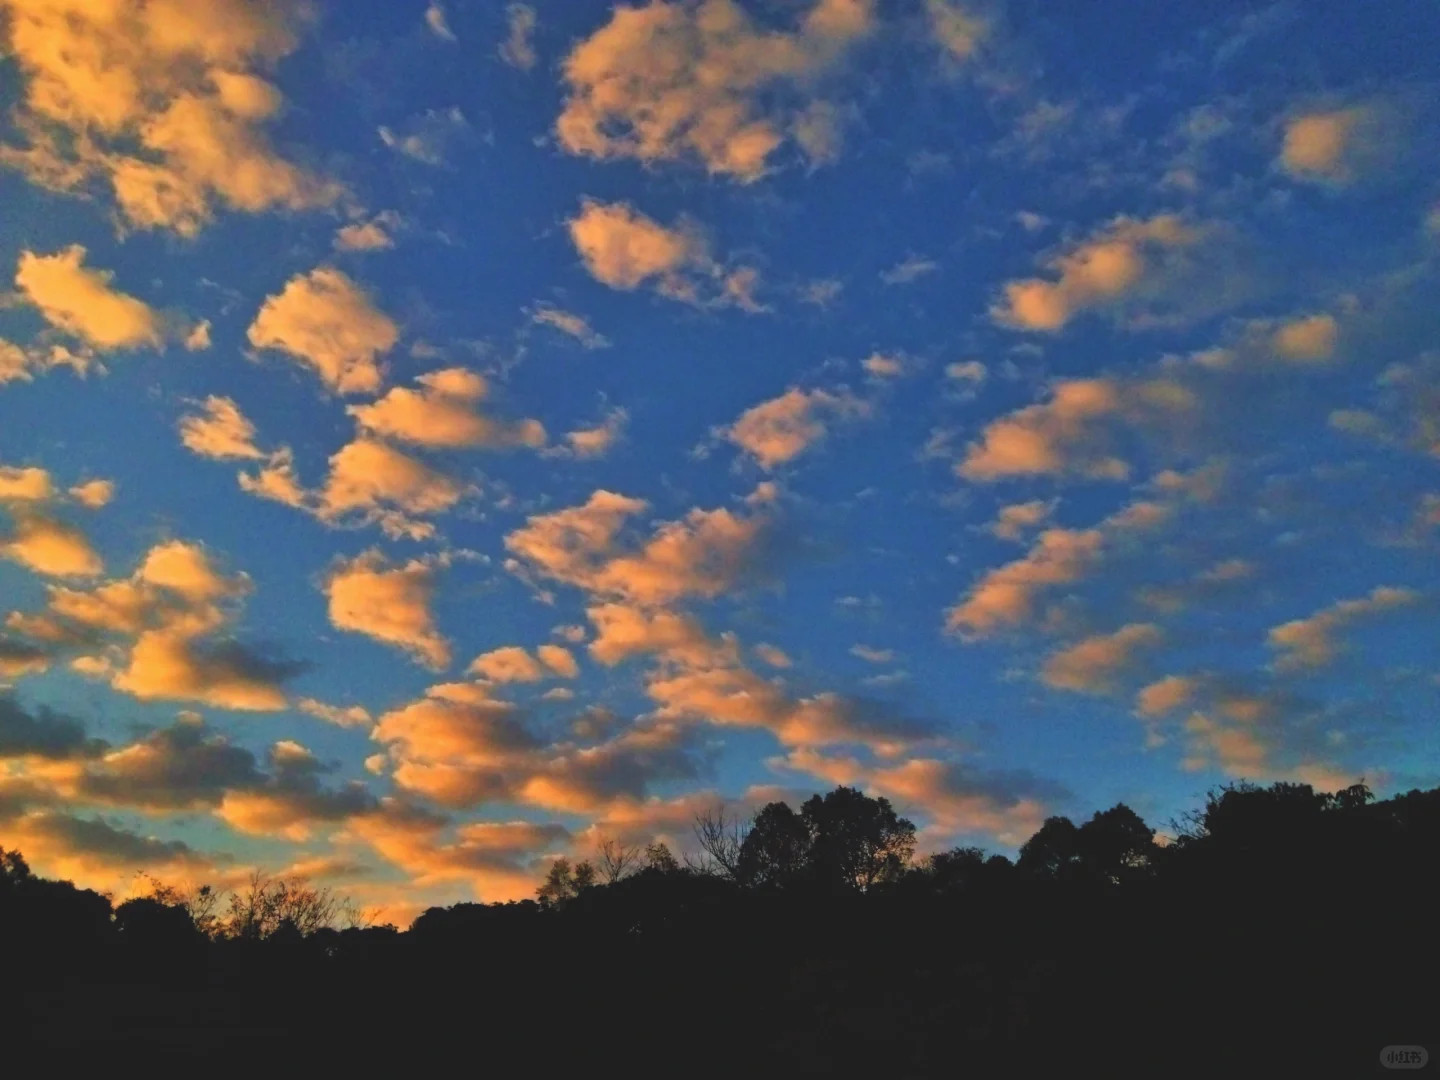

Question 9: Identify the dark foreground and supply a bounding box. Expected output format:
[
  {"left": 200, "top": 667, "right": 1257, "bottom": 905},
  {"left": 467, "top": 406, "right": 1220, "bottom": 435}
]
[{"left": 6, "top": 781, "right": 1436, "bottom": 1076}]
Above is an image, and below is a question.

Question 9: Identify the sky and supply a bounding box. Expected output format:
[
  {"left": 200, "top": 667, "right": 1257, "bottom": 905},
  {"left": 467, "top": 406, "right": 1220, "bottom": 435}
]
[{"left": 0, "top": 0, "right": 1437, "bottom": 924}]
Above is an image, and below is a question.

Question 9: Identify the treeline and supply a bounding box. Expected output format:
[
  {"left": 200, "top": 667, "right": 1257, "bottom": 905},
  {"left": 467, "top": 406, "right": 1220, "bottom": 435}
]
[{"left": 5, "top": 780, "right": 1437, "bottom": 1073}]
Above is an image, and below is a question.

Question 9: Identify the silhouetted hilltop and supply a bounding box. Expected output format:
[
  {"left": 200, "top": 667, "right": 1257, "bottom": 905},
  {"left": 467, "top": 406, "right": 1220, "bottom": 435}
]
[{"left": 4, "top": 781, "right": 1436, "bottom": 1075}]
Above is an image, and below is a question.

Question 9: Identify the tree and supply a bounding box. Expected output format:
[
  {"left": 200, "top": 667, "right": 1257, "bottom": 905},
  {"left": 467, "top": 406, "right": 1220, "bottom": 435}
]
[
  {"left": 1017, "top": 816, "right": 1081, "bottom": 878},
  {"left": 690, "top": 806, "right": 749, "bottom": 879},
  {"left": 536, "top": 857, "right": 596, "bottom": 908},
  {"left": 596, "top": 838, "right": 644, "bottom": 884},
  {"left": 1075, "top": 804, "right": 1156, "bottom": 884},
  {"left": 737, "top": 801, "right": 812, "bottom": 888},
  {"left": 800, "top": 786, "right": 916, "bottom": 891},
  {"left": 225, "top": 870, "right": 359, "bottom": 939},
  {"left": 644, "top": 842, "right": 680, "bottom": 873}
]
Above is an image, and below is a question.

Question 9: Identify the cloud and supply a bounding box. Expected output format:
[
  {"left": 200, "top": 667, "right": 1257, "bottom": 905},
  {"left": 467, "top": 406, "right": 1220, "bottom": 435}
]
[
  {"left": 1272, "top": 313, "right": 1339, "bottom": 363},
  {"left": 1134, "top": 675, "right": 1200, "bottom": 719},
  {"left": 379, "top": 107, "right": 469, "bottom": 166},
  {"left": 946, "top": 527, "right": 1103, "bottom": 637},
  {"left": 297, "top": 698, "right": 373, "bottom": 729},
  {"left": 850, "top": 644, "right": 893, "bottom": 664},
  {"left": 68, "top": 480, "right": 114, "bottom": 509},
  {"left": 880, "top": 255, "right": 940, "bottom": 285},
  {"left": 532, "top": 306, "right": 610, "bottom": 349},
  {"left": 0, "top": 465, "right": 53, "bottom": 503},
  {"left": 317, "top": 438, "right": 468, "bottom": 531},
  {"left": 325, "top": 551, "right": 452, "bottom": 670},
  {"left": 991, "top": 215, "right": 1203, "bottom": 332},
  {"left": 537, "top": 645, "right": 580, "bottom": 679},
  {"left": 0, "top": 0, "right": 341, "bottom": 235},
  {"left": 560, "top": 408, "right": 628, "bottom": 460},
  {"left": 179, "top": 396, "right": 266, "bottom": 460},
  {"left": 348, "top": 368, "right": 545, "bottom": 450},
  {"left": 1280, "top": 107, "right": 1376, "bottom": 184},
  {"left": 586, "top": 603, "right": 734, "bottom": 668},
  {"left": 500, "top": 4, "right": 537, "bottom": 70},
  {"left": 365, "top": 682, "right": 687, "bottom": 813},
  {"left": 1268, "top": 586, "right": 1419, "bottom": 672},
  {"left": 1041, "top": 623, "right": 1164, "bottom": 694},
  {"left": 569, "top": 199, "right": 704, "bottom": 290},
  {"left": 425, "top": 2, "right": 457, "bottom": 42},
  {"left": 725, "top": 387, "right": 870, "bottom": 470},
  {"left": 469, "top": 646, "right": 546, "bottom": 684},
  {"left": 506, "top": 490, "right": 775, "bottom": 607},
  {"left": 3, "top": 540, "right": 299, "bottom": 711},
  {"left": 926, "top": 0, "right": 989, "bottom": 62},
  {"left": 861, "top": 352, "right": 910, "bottom": 379},
  {"left": 247, "top": 268, "right": 398, "bottom": 395},
  {"left": 0, "top": 807, "right": 216, "bottom": 893},
  {"left": 1, "top": 513, "right": 103, "bottom": 578},
  {"left": 946, "top": 360, "right": 988, "bottom": 385},
  {"left": 0, "top": 696, "right": 105, "bottom": 760},
  {"left": 335, "top": 212, "right": 400, "bottom": 252},
  {"left": 555, "top": 0, "right": 875, "bottom": 181},
  {"left": 988, "top": 499, "right": 1056, "bottom": 541},
  {"left": 957, "top": 375, "right": 1194, "bottom": 481},
  {"left": 754, "top": 643, "right": 792, "bottom": 668},
  {"left": 15, "top": 246, "right": 161, "bottom": 350},
  {"left": 647, "top": 665, "right": 927, "bottom": 754}
]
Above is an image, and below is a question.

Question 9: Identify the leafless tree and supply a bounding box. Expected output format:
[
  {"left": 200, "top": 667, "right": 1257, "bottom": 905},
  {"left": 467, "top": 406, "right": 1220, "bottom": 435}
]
[
  {"left": 224, "top": 870, "right": 354, "bottom": 939},
  {"left": 136, "top": 873, "right": 224, "bottom": 937},
  {"left": 596, "top": 838, "right": 644, "bottom": 884},
  {"left": 688, "top": 806, "right": 749, "bottom": 879}
]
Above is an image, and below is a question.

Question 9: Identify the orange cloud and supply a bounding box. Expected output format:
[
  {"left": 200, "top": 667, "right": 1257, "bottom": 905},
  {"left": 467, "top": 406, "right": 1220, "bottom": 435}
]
[
  {"left": 1268, "top": 586, "right": 1419, "bottom": 671},
  {"left": 988, "top": 499, "right": 1056, "bottom": 541},
  {"left": 469, "top": 646, "right": 547, "bottom": 684},
  {"left": 556, "top": 0, "right": 874, "bottom": 181},
  {"left": 179, "top": 396, "right": 266, "bottom": 460},
  {"left": 67, "top": 479, "right": 114, "bottom": 509},
  {"left": 957, "top": 375, "right": 1195, "bottom": 481},
  {"left": 325, "top": 551, "right": 452, "bottom": 670},
  {"left": 348, "top": 368, "right": 545, "bottom": 450},
  {"left": 0, "top": 0, "right": 340, "bottom": 234},
  {"left": 247, "top": 268, "right": 398, "bottom": 395},
  {"left": 569, "top": 199, "right": 706, "bottom": 290},
  {"left": 1280, "top": 107, "right": 1373, "bottom": 184},
  {"left": 991, "top": 215, "right": 1202, "bottom": 332},
  {"left": 946, "top": 527, "right": 1103, "bottom": 637},
  {"left": 15, "top": 246, "right": 161, "bottom": 350},
  {"left": 1, "top": 513, "right": 103, "bottom": 578},
  {"left": 726, "top": 387, "right": 871, "bottom": 470},
  {"left": 1041, "top": 623, "right": 1164, "bottom": 694},
  {"left": 506, "top": 490, "right": 773, "bottom": 607}
]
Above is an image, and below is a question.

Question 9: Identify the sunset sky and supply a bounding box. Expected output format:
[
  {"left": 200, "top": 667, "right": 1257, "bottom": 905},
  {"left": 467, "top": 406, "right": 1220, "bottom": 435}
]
[{"left": 1, "top": 0, "right": 1437, "bottom": 923}]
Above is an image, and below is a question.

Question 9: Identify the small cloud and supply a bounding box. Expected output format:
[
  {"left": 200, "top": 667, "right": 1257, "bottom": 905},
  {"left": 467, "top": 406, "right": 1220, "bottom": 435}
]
[
  {"left": 425, "top": 2, "right": 457, "bottom": 42},
  {"left": 754, "top": 643, "right": 792, "bottom": 668},
  {"left": 880, "top": 255, "right": 940, "bottom": 286},
  {"left": 799, "top": 279, "right": 844, "bottom": 307},
  {"left": 68, "top": 479, "right": 115, "bottom": 509},
  {"left": 850, "top": 644, "right": 895, "bottom": 665},
  {"left": 1015, "top": 211, "right": 1048, "bottom": 233},
  {"left": 945, "top": 360, "right": 988, "bottom": 385},
  {"left": 862, "top": 352, "right": 908, "bottom": 379},
  {"left": 379, "top": 108, "right": 469, "bottom": 166},
  {"left": 500, "top": 4, "right": 538, "bottom": 71},
  {"left": 336, "top": 212, "right": 401, "bottom": 253},
  {"left": 1280, "top": 105, "right": 1381, "bottom": 185},
  {"left": 532, "top": 305, "right": 610, "bottom": 349},
  {"left": 184, "top": 320, "right": 212, "bottom": 351}
]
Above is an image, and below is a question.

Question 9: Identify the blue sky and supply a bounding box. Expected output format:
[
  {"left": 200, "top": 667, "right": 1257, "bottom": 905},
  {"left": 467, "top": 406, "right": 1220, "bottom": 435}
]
[{"left": 0, "top": 0, "right": 1437, "bottom": 921}]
